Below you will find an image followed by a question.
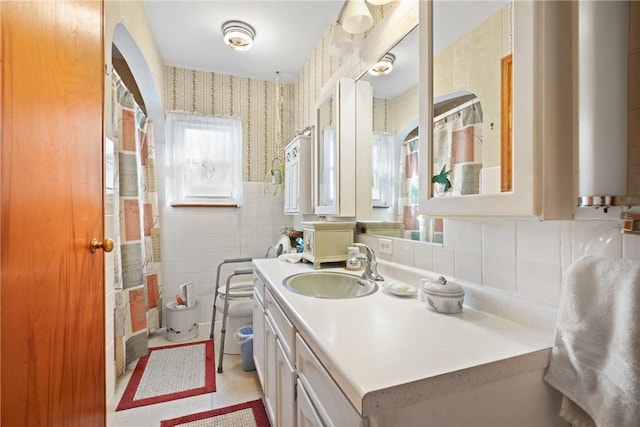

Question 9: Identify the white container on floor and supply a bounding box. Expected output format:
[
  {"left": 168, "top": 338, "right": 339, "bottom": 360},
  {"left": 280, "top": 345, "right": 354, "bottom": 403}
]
[{"left": 165, "top": 301, "right": 200, "bottom": 342}]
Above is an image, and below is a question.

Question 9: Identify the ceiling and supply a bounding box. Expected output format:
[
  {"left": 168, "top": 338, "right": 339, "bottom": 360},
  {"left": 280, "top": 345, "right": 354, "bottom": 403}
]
[
  {"left": 143, "top": 0, "right": 344, "bottom": 84},
  {"left": 144, "top": 0, "right": 510, "bottom": 101}
]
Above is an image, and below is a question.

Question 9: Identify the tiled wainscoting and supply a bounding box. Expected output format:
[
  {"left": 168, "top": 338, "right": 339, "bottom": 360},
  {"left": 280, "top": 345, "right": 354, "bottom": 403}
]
[{"left": 159, "top": 182, "right": 293, "bottom": 324}]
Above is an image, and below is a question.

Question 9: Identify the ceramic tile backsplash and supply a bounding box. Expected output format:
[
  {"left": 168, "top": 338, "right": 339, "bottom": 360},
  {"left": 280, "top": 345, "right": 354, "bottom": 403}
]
[
  {"left": 160, "top": 182, "right": 292, "bottom": 323},
  {"left": 392, "top": 239, "right": 414, "bottom": 265},
  {"left": 362, "top": 207, "right": 640, "bottom": 307},
  {"left": 482, "top": 255, "right": 517, "bottom": 293},
  {"left": 450, "top": 219, "right": 483, "bottom": 283},
  {"left": 482, "top": 220, "right": 517, "bottom": 292},
  {"left": 517, "top": 220, "right": 562, "bottom": 264},
  {"left": 517, "top": 260, "right": 563, "bottom": 305},
  {"left": 413, "top": 243, "right": 433, "bottom": 271},
  {"left": 571, "top": 220, "right": 624, "bottom": 260},
  {"left": 455, "top": 252, "right": 483, "bottom": 284},
  {"left": 432, "top": 245, "right": 455, "bottom": 277}
]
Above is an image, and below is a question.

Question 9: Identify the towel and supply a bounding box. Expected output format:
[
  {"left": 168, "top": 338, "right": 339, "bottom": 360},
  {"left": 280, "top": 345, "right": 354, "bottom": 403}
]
[
  {"left": 278, "top": 253, "right": 302, "bottom": 263},
  {"left": 544, "top": 256, "right": 640, "bottom": 427}
]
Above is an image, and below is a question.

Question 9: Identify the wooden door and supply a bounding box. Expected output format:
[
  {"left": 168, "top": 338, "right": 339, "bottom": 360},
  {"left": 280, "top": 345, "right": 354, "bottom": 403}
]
[{"left": 0, "top": 1, "right": 106, "bottom": 426}]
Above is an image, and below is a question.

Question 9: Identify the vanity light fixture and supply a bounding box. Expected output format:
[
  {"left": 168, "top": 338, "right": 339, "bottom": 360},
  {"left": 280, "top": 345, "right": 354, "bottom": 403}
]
[
  {"left": 368, "top": 53, "right": 395, "bottom": 76},
  {"left": 222, "top": 21, "right": 255, "bottom": 51},
  {"left": 328, "top": 21, "right": 353, "bottom": 56},
  {"left": 342, "top": 0, "right": 373, "bottom": 34},
  {"left": 577, "top": 1, "right": 628, "bottom": 210},
  {"left": 367, "top": 0, "right": 393, "bottom": 5}
]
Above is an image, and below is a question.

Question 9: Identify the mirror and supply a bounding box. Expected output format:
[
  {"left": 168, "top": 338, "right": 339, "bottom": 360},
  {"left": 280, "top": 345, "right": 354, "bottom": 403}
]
[
  {"left": 357, "top": 1, "right": 512, "bottom": 241},
  {"left": 431, "top": 1, "right": 512, "bottom": 198},
  {"left": 314, "top": 77, "right": 364, "bottom": 217},
  {"left": 356, "top": 25, "right": 445, "bottom": 243},
  {"left": 316, "top": 94, "right": 336, "bottom": 212}
]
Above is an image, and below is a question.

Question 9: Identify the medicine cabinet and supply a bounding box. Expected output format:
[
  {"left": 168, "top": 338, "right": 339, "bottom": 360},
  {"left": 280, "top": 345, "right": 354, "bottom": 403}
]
[
  {"left": 284, "top": 134, "right": 312, "bottom": 215},
  {"left": 419, "top": 0, "right": 575, "bottom": 219},
  {"left": 314, "top": 77, "right": 372, "bottom": 217}
]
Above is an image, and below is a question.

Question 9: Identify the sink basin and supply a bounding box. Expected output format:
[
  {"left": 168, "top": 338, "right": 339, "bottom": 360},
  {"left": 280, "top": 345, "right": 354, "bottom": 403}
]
[{"left": 282, "top": 272, "right": 378, "bottom": 299}]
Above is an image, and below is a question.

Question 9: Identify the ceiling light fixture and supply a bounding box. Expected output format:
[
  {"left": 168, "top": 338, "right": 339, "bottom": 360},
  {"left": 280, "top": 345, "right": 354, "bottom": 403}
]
[
  {"left": 342, "top": 0, "right": 373, "bottom": 34},
  {"left": 222, "top": 21, "right": 255, "bottom": 51},
  {"left": 368, "top": 53, "right": 395, "bottom": 76}
]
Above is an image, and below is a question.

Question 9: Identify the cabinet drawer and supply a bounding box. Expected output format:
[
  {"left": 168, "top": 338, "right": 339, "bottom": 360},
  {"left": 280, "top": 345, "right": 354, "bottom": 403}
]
[
  {"left": 295, "top": 334, "right": 366, "bottom": 427},
  {"left": 265, "top": 289, "right": 295, "bottom": 362}
]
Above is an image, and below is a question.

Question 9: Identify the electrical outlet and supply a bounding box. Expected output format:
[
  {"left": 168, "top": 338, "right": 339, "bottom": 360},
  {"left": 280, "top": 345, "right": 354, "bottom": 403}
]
[{"left": 379, "top": 238, "right": 393, "bottom": 255}]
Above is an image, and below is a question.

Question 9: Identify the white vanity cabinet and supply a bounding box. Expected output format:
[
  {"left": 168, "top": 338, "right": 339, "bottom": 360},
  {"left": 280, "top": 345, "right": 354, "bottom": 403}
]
[
  {"left": 252, "top": 276, "right": 266, "bottom": 387},
  {"left": 253, "top": 269, "right": 365, "bottom": 427},
  {"left": 264, "top": 289, "right": 296, "bottom": 427},
  {"left": 254, "top": 270, "right": 296, "bottom": 427},
  {"left": 284, "top": 135, "right": 312, "bottom": 215},
  {"left": 295, "top": 334, "right": 366, "bottom": 427}
]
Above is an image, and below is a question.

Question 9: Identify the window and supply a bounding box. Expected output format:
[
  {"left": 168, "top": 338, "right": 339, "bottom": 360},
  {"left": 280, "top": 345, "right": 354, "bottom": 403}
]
[
  {"left": 318, "top": 126, "right": 336, "bottom": 207},
  {"left": 372, "top": 132, "right": 393, "bottom": 207},
  {"left": 166, "top": 112, "right": 243, "bottom": 206}
]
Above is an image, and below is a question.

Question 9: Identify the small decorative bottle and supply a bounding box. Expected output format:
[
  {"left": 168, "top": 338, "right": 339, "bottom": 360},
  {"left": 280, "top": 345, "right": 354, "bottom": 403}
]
[{"left": 345, "top": 246, "right": 362, "bottom": 271}]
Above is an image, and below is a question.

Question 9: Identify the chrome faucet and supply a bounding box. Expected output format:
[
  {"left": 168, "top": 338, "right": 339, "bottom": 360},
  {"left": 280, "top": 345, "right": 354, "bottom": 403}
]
[{"left": 352, "top": 243, "right": 384, "bottom": 282}]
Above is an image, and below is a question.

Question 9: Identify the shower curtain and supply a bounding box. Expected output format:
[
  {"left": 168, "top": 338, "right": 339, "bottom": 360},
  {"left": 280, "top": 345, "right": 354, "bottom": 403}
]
[
  {"left": 111, "top": 72, "right": 163, "bottom": 375},
  {"left": 432, "top": 101, "right": 483, "bottom": 196}
]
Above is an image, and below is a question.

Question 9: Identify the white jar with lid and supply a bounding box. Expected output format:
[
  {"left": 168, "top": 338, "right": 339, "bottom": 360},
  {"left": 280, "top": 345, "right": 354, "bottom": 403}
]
[{"left": 421, "top": 276, "right": 465, "bottom": 314}]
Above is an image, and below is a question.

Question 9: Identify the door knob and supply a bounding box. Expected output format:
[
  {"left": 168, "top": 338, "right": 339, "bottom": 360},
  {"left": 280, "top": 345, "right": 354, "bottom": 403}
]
[{"left": 90, "top": 238, "right": 114, "bottom": 253}]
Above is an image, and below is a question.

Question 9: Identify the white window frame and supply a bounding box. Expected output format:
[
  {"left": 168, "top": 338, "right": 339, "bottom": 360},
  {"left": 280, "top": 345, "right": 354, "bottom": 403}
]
[{"left": 166, "top": 112, "right": 243, "bottom": 206}]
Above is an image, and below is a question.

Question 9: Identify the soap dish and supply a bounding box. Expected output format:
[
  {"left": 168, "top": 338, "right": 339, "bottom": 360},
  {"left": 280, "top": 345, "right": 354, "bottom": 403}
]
[{"left": 381, "top": 281, "right": 418, "bottom": 297}]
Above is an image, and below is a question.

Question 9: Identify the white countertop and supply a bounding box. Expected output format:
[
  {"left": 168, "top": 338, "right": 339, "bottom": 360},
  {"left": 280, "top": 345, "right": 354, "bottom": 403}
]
[{"left": 253, "top": 258, "right": 556, "bottom": 416}]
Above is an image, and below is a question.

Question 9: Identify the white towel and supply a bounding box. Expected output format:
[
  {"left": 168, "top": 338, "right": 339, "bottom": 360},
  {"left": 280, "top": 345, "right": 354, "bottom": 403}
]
[{"left": 544, "top": 256, "right": 640, "bottom": 427}]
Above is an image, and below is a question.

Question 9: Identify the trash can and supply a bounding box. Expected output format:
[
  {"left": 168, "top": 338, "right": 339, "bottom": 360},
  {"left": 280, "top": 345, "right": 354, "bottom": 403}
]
[
  {"left": 235, "top": 326, "right": 255, "bottom": 371},
  {"left": 165, "top": 301, "right": 200, "bottom": 342}
]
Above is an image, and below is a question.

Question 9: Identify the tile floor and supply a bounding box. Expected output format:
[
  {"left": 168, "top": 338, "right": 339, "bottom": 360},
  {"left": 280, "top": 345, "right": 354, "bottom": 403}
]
[{"left": 107, "top": 323, "right": 263, "bottom": 427}]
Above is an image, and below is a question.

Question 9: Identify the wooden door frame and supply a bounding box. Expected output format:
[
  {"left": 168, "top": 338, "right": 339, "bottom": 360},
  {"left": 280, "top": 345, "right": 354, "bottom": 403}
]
[{"left": 501, "top": 53, "right": 513, "bottom": 192}]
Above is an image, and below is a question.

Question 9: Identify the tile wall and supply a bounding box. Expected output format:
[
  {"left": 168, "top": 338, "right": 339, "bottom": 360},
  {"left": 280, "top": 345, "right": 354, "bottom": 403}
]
[
  {"left": 159, "top": 182, "right": 293, "bottom": 324},
  {"left": 358, "top": 207, "right": 640, "bottom": 307}
]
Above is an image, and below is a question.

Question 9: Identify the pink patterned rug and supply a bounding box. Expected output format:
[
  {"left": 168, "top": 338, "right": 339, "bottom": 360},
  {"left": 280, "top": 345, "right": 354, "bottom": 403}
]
[
  {"left": 159, "top": 399, "right": 270, "bottom": 427},
  {"left": 116, "top": 340, "right": 215, "bottom": 410}
]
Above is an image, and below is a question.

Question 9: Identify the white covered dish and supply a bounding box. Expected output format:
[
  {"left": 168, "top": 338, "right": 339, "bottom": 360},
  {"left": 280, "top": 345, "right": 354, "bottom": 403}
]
[{"left": 421, "top": 276, "right": 465, "bottom": 314}]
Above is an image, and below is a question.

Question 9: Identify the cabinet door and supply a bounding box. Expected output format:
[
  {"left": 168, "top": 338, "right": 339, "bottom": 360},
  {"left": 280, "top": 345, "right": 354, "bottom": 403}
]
[
  {"left": 275, "top": 338, "right": 296, "bottom": 427},
  {"left": 284, "top": 146, "right": 294, "bottom": 212},
  {"left": 264, "top": 315, "right": 278, "bottom": 425},
  {"left": 290, "top": 157, "right": 300, "bottom": 212},
  {"left": 296, "top": 379, "right": 324, "bottom": 427},
  {"left": 418, "top": 1, "right": 574, "bottom": 219},
  {"left": 314, "top": 78, "right": 360, "bottom": 217},
  {"left": 252, "top": 295, "right": 265, "bottom": 387}
]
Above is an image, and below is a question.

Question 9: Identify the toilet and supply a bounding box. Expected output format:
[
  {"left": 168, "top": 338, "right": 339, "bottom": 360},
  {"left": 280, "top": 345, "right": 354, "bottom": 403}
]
[{"left": 214, "top": 280, "right": 253, "bottom": 355}]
